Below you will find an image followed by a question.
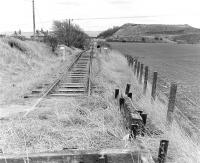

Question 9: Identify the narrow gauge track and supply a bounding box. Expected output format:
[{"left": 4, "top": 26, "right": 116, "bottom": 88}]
[
  {"left": 50, "top": 50, "right": 92, "bottom": 97},
  {"left": 28, "top": 50, "right": 92, "bottom": 99}
]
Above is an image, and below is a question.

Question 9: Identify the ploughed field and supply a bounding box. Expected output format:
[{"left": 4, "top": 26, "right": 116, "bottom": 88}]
[{"left": 110, "top": 42, "right": 200, "bottom": 129}]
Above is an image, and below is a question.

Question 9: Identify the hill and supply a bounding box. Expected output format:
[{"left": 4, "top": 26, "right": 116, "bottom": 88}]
[{"left": 103, "top": 23, "right": 200, "bottom": 44}]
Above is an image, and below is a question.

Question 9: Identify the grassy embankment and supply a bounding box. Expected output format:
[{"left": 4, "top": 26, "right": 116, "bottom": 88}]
[
  {"left": 110, "top": 42, "right": 200, "bottom": 129},
  {"left": 109, "top": 43, "right": 200, "bottom": 162},
  {"left": 0, "top": 47, "right": 133, "bottom": 155},
  {"left": 1, "top": 44, "right": 199, "bottom": 162},
  {"left": 0, "top": 37, "right": 60, "bottom": 106},
  {"left": 0, "top": 37, "right": 82, "bottom": 117}
]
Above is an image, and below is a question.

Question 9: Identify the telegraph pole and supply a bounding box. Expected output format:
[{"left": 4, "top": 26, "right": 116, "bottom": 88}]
[
  {"left": 32, "top": 0, "right": 36, "bottom": 36},
  {"left": 68, "top": 19, "right": 71, "bottom": 47}
]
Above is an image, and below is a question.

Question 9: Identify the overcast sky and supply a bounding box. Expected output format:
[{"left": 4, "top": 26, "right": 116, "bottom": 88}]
[{"left": 0, "top": 0, "right": 200, "bottom": 33}]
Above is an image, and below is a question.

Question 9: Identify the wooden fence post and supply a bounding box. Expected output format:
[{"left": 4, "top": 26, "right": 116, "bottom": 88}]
[
  {"left": 151, "top": 72, "right": 158, "bottom": 100},
  {"left": 143, "top": 66, "right": 148, "bottom": 95},
  {"left": 125, "top": 84, "right": 131, "bottom": 95},
  {"left": 115, "top": 89, "right": 119, "bottom": 99},
  {"left": 130, "top": 124, "right": 139, "bottom": 139},
  {"left": 139, "top": 63, "right": 144, "bottom": 84},
  {"left": 99, "top": 154, "right": 108, "bottom": 163},
  {"left": 127, "top": 56, "right": 130, "bottom": 67},
  {"left": 134, "top": 60, "right": 138, "bottom": 75},
  {"left": 119, "top": 98, "right": 125, "bottom": 111},
  {"left": 167, "top": 83, "right": 177, "bottom": 123},
  {"left": 158, "top": 140, "right": 169, "bottom": 163},
  {"left": 128, "top": 93, "right": 132, "bottom": 99},
  {"left": 137, "top": 62, "right": 140, "bottom": 79},
  {"left": 141, "top": 114, "right": 147, "bottom": 125},
  {"left": 130, "top": 57, "right": 133, "bottom": 67}
]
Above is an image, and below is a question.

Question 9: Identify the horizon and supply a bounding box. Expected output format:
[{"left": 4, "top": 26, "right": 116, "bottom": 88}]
[
  {"left": 0, "top": 0, "right": 200, "bottom": 33},
  {"left": 2, "top": 23, "right": 199, "bottom": 36}
]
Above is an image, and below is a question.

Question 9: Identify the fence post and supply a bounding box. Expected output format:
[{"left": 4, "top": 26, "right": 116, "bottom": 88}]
[
  {"left": 141, "top": 114, "right": 147, "bottom": 125},
  {"left": 130, "top": 57, "right": 133, "bottom": 67},
  {"left": 137, "top": 62, "right": 140, "bottom": 79},
  {"left": 115, "top": 89, "right": 119, "bottom": 99},
  {"left": 143, "top": 66, "right": 148, "bottom": 95},
  {"left": 158, "top": 140, "right": 169, "bottom": 163},
  {"left": 130, "top": 124, "right": 139, "bottom": 139},
  {"left": 134, "top": 60, "right": 138, "bottom": 75},
  {"left": 127, "top": 56, "right": 130, "bottom": 66},
  {"left": 139, "top": 63, "right": 144, "bottom": 84},
  {"left": 151, "top": 72, "right": 158, "bottom": 100},
  {"left": 167, "top": 83, "right": 177, "bottom": 123},
  {"left": 128, "top": 93, "right": 132, "bottom": 99},
  {"left": 125, "top": 84, "right": 131, "bottom": 95},
  {"left": 119, "top": 98, "right": 125, "bottom": 111},
  {"left": 99, "top": 154, "right": 108, "bottom": 163}
]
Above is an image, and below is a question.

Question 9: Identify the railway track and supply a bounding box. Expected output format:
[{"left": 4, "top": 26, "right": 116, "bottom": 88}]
[{"left": 26, "top": 49, "right": 92, "bottom": 99}]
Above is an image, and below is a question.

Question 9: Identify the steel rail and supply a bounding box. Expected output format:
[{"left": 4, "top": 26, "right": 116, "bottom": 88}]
[
  {"left": 40, "top": 50, "right": 87, "bottom": 97},
  {"left": 23, "top": 50, "right": 87, "bottom": 117},
  {"left": 87, "top": 54, "right": 92, "bottom": 96}
]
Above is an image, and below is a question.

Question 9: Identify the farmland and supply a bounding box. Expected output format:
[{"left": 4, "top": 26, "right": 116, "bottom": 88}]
[{"left": 110, "top": 42, "right": 200, "bottom": 129}]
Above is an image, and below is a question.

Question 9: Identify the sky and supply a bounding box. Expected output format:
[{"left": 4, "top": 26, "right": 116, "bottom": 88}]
[{"left": 0, "top": 0, "right": 200, "bottom": 33}]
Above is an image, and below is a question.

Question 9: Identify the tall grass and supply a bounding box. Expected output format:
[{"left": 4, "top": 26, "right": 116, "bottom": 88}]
[
  {"left": 130, "top": 67, "right": 200, "bottom": 162},
  {"left": 1, "top": 47, "right": 198, "bottom": 162},
  {"left": 0, "top": 37, "right": 62, "bottom": 105},
  {"left": 0, "top": 49, "right": 130, "bottom": 154}
]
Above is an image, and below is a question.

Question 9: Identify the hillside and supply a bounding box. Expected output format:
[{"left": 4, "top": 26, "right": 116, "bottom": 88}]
[
  {"left": 0, "top": 37, "right": 81, "bottom": 107},
  {"left": 105, "top": 23, "right": 200, "bottom": 43}
]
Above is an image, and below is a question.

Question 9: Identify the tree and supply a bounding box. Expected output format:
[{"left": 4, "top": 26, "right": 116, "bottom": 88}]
[
  {"left": 52, "top": 20, "right": 89, "bottom": 49},
  {"left": 46, "top": 35, "right": 58, "bottom": 52}
]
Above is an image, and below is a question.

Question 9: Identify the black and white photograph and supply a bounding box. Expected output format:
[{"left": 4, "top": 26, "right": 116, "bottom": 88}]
[{"left": 0, "top": 0, "right": 200, "bottom": 162}]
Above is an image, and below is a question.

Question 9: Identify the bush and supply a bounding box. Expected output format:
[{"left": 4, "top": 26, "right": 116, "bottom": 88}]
[
  {"left": 45, "top": 35, "right": 58, "bottom": 52},
  {"left": 52, "top": 20, "right": 89, "bottom": 49}
]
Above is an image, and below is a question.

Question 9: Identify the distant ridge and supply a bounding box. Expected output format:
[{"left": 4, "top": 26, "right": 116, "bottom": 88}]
[{"left": 100, "top": 23, "right": 200, "bottom": 44}]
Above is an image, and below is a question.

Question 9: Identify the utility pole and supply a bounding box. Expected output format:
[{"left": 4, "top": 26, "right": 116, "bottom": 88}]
[
  {"left": 32, "top": 0, "right": 36, "bottom": 36},
  {"left": 68, "top": 19, "right": 71, "bottom": 47}
]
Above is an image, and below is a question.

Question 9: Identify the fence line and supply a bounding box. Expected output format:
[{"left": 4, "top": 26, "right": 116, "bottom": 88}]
[
  {"left": 125, "top": 54, "right": 200, "bottom": 162},
  {"left": 114, "top": 82, "right": 168, "bottom": 162},
  {"left": 125, "top": 55, "right": 200, "bottom": 141}
]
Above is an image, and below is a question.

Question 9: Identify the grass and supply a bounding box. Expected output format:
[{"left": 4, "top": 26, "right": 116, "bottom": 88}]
[
  {"left": 0, "top": 48, "right": 131, "bottom": 154},
  {"left": 133, "top": 81, "right": 200, "bottom": 162},
  {"left": 1, "top": 44, "right": 199, "bottom": 162},
  {"left": 109, "top": 42, "right": 200, "bottom": 162},
  {"left": 110, "top": 42, "right": 200, "bottom": 130},
  {"left": 0, "top": 37, "right": 65, "bottom": 107}
]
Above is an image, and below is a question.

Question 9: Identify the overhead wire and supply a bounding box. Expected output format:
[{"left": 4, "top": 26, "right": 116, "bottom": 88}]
[{"left": 0, "top": 16, "right": 157, "bottom": 29}]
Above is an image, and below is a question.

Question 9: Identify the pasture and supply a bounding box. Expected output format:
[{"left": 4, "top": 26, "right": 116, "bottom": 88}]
[{"left": 110, "top": 42, "right": 200, "bottom": 128}]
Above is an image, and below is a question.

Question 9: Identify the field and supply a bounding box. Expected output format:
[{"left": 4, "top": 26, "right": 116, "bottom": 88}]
[
  {"left": 110, "top": 42, "right": 200, "bottom": 129},
  {"left": 1, "top": 42, "right": 200, "bottom": 162}
]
